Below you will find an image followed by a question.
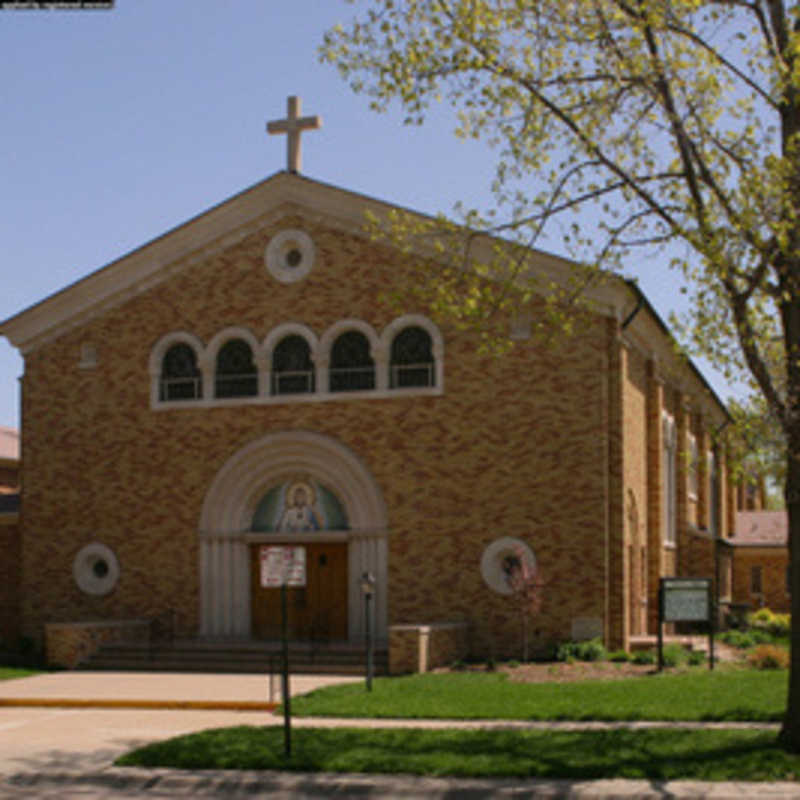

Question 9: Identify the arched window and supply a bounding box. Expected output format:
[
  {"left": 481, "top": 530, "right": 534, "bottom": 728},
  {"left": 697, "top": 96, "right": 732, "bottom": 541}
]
[
  {"left": 215, "top": 339, "right": 257, "bottom": 398},
  {"left": 160, "top": 343, "right": 202, "bottom": 401},
  {"left": 330, "top": 331, "right": 375, "bottom": 392},
  {"left": 390, "top": 326, "right": 435, "bottom": 388},
  {"left": 272, "top": 334, "right": 315, "bottom": 395}
]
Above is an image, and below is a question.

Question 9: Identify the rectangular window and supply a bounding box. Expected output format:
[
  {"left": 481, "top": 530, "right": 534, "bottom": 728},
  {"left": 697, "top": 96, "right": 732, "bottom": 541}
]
[
  {"left": 751, "top": 566, "right": 763, "bottom": 595},
  {"left": 688, "top": 436, "right": 698, "bottom": 498},
  {"left": 662, "top": 415, "right": 677, "bottom": 546}
]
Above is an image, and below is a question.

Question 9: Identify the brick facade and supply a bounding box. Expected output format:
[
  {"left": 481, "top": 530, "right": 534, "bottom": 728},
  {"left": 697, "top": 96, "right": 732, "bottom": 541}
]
[{"left": 0, "top": 173, "right": 733, "bottom": 666}]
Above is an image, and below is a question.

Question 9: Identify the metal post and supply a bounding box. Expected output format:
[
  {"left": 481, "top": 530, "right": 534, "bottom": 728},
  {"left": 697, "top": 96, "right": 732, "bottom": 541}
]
[
  {"left": 281, "top": 582, "right": 291, "bottom": 757},
  {"left": 365, "top": 591, "right": 373, "bottom": 692}
]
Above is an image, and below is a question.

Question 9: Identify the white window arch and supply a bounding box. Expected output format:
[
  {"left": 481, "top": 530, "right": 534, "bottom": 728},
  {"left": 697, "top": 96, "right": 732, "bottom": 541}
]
[
  {"left": 263, "top": 323, "right": 319, "bottom": 396},
  {"left": 149, "top": 332, "right": 206, "bottom": 407},
  {"left": 320, "top": 320, "right": 383, "bottom": 392},
  {"left": 380, "top": 314, "right": 444, "bottom": 392},
  {"left": 206, "top": 327, "right": 263, "bottom": 399}
]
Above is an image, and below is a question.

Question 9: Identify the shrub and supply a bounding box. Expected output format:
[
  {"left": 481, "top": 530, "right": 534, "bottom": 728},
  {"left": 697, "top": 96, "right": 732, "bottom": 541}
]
[
  {"left": 556, "top": 638, "right": 607, "bottom": 663},
  {"left": 719, "top": 630, "right": 756, "bottom": 649},
  {"left": 631, "top": 649, "right": 656, "bottom": 665},
  {"left": 661, "top": 644, "right": 688, "bottom": 668},
  {"left": 748, "top": 645, "right": 789, "bottom": 670},
  {"left": 746, "top": 608, "right": 791, "bottom": 639},
  {"left": 687, "top": 649, "right": 706, "bottom": 666},
  {"left": 768, "top": 614, "right": 791, "bottom": 638},
  {"left": 607, "top": 650, "right": 630, "bottom": 663}
]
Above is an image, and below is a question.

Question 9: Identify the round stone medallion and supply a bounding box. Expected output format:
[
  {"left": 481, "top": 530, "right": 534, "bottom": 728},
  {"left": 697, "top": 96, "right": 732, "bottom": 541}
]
[
  {"left": 480, "top": 536, "right": 536, "bottom": 595},
  {"left": 265, "top": 229, "right": 315, "bottom": 283},
  {"left": 73, "top": 542, "right": 120, "bottom": 596}
]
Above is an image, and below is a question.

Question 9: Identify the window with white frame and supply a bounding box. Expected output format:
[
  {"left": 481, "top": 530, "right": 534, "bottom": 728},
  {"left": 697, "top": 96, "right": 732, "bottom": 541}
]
[
  {"left": 662, "top": 414, "right": 677, "bottom": 546},
  {"left": 160, "top": 343, "right": 202, "bottom": 401},
  {"left": 329, "top": 330, "right": 375, "bottom": 392},
  {"left": 389, "top": 326, "right": 435, "bottom": 388},
  {"left": 215, "top": 339, "right": 258, "bottom": 398},
  {"left": 688, "top": 435, "right": 698, "bottom": 498},
  {"left": 272, "top": 334, "right": 315, "bottom": 395}
]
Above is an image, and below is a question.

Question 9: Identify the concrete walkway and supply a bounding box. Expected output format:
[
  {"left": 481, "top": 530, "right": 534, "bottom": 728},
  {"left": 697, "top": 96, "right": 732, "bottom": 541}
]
[{"left": 0, "top": 671, "right": 797, "bottom": 798}]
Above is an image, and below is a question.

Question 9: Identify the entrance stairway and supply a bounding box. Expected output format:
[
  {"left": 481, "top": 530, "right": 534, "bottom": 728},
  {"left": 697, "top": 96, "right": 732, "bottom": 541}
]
[{"left": 78, "top": 639, "right": 388, "bottom": 675}]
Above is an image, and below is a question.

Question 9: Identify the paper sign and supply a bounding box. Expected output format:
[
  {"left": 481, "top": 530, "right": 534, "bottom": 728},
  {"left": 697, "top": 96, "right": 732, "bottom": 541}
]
[{"left": 260, "top": 546, "right": 306, "bottom": 588}]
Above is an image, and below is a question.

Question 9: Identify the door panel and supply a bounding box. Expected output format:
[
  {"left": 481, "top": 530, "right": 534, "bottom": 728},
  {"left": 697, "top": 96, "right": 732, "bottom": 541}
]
[{"left": 250, "top": 543, "right": 348, "bottom": 640}]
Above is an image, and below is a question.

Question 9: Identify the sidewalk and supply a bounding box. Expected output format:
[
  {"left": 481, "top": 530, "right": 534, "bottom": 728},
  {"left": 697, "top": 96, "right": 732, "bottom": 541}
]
[{"left": 0, "top": 671, "right": 796, "bottom": 798}]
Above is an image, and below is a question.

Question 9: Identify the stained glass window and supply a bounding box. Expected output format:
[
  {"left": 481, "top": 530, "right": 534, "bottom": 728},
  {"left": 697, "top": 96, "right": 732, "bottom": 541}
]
[
  {"left": 215, "top": 339, "right": 257, "bottom": 398},
  {"left": 272, "top": 335, "right": 315, "bottom": 395},
  {"left": 330, "top": 331, "right": 375, "bottom": 392},
  {"left": 390, "top": 326, "right": 434, "bottom": 388},
  {"left": 160, "top": 343, "right": 201, "bottom": 401}
]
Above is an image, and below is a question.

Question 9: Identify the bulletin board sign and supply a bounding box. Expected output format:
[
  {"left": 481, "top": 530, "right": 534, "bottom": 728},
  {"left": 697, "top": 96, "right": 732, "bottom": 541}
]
[
  {"left": 260, "top": 546, "right": 306, "bottom": 588},
  {"left": 658, "top": 577, "right": 714, "bottom": 671}
]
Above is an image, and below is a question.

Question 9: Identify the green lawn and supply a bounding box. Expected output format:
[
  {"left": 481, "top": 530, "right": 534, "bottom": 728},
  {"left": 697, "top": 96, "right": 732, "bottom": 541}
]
[
  {"left": 116, "top": 726, "right": 800, "bottom": 781},
  {"left": 289, "top": 668, "right": 787, "bottom": 721},
  {"left": 0, "top": 667, "right": 40, "bottom": 681}
]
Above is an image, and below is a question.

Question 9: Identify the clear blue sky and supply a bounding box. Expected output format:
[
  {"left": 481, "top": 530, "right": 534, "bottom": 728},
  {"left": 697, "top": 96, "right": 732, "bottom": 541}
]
[{"left": 0, "top": 0, "right": 736, "bottom": 429}]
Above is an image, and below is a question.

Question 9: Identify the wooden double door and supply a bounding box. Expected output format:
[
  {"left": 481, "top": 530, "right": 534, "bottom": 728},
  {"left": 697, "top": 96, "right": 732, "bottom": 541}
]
[{"left": 250, "top": 542, "right": 349, "bottom": 641}]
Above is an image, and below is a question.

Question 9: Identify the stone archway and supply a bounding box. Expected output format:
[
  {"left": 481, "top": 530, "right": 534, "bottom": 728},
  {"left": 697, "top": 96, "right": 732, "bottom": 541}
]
[{"left": 198, "top": 430, "right": 388, "bottom": 641}]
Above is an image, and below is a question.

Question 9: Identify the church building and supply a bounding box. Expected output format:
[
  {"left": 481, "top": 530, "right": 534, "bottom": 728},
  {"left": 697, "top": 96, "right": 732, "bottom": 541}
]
[{"left": 0, "top": 100, "right": 736, "bottom": 672}]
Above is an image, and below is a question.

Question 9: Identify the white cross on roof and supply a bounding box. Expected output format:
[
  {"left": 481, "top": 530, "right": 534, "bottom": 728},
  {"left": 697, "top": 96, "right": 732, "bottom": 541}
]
[{"left": 266, "top": 96, "right": 322, "bottom": 174}]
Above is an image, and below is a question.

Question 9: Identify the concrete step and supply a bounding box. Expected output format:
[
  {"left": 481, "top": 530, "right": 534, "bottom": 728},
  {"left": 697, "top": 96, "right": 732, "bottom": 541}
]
[{"left": 79, "top": 640, "right": 388, "bottom": 675}]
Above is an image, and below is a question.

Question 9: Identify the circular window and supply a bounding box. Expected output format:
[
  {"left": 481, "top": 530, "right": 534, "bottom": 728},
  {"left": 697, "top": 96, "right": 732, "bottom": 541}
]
[
  {"left": 480, "top": 537, "right": 536, "bottom": 596},
  {"left": 73, "top": 543, "right": 120, "bottom": 597},
  {"left": 265, "top": 229, "right": 315, "bottom": 283}
]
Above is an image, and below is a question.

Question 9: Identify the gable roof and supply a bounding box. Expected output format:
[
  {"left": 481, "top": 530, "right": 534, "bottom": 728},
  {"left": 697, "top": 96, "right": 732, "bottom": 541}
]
[
  {"left": 731, "top": 511, "right": 787, "bottom": 547},
  {"left": 0, "top": 171, "right": 729, "bottom": 422}
]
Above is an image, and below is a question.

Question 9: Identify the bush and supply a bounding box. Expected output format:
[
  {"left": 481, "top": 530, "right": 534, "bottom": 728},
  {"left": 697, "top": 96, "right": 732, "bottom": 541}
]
[
  {"left": 747, "top": 644, "right": 789, "bottom": 670},
  {"left": 687, "top": 649, "right": 706, "bottom": 666},
  {"left": 556, "top": 638, "right": 607, "bottom": 663},
  {"left": 720, "top": 630, "right": 757, "bottom": 649},
  {"left": 631, "top": 649, "right": 656, "bottom": 665},
  {"left": 607, "top": 650, "right": 630, "bottom": 663},
  {"left": 661, "top": 644, "right": 688, "bottom": 668},
  {"left": 746, "top": 608, "right": 791, "bottom": 638}
]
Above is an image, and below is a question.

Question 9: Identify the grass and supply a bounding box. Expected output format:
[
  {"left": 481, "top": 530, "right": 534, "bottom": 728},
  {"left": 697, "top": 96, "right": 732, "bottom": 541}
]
[
  {"left": 289, "top": 668, "right": 787, "bottom": 721},
  {"left": 0, "top": 667, "right": 40, "bottom": 681},
  {"left": 115, "top": 726, "right": 800, "bottom": 781}
]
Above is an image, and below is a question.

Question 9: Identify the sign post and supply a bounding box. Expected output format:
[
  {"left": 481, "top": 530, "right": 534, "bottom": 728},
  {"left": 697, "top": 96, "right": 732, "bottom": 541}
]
[
  {"left": 259, "top": 545, "right": 306, "bottom": 758},
  {"left": 658, "top": 577, "right": 714, "bottom": 671}
]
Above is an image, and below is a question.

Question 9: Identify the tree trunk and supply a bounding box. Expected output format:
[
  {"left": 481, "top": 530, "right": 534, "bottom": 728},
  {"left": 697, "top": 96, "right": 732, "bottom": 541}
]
[
  {"left": 778, "top": 293, "right": 800, "bottom": 752},
  {"left": 778, "top": 434, "right": 800, "bottom": 752}
]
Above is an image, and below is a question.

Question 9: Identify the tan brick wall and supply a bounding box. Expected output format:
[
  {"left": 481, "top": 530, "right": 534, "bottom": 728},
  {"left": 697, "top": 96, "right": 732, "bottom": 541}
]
[
  {"left": 622, "top": 343, "right": 649, "bottom": 638},
  {"left": 732, "top": 548, "right": 790, "bottom": 613},
  {"left": 18, "top": 214, "right": 615, "bottom": 659},
  {"left": 645, "top": 364, "right": 664, "bottom": 634},
  {"left": 0, "top": 517, "right": 20, "bottom": 645},
  {"left": 0, "top": 466, "right": 18, "bottom": 492},
  {"left": 45, "top": 620, "right": 150, "bottom": 668},
  {"left": 388, "top": 622, "right": 468, "bottom": 674}
]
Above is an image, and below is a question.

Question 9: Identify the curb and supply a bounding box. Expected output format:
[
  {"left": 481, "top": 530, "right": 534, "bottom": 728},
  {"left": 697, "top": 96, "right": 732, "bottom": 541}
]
[
  {"left": 5, "top": 768, "right": 800, "bottom": 799},
  {"left": 0, "top": 698, "right": 277, "bottom": 711}
]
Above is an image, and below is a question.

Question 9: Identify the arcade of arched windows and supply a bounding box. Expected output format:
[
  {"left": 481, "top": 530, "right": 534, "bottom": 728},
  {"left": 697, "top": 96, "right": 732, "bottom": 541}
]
[{"left": 149, "top": 316, "right": 444, "bottom": 408}]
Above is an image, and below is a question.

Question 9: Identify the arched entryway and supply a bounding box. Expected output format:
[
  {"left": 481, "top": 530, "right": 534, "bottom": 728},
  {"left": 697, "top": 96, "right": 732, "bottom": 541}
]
[{"left": 198, "top": 431, "right": 388, "bottom": 642}]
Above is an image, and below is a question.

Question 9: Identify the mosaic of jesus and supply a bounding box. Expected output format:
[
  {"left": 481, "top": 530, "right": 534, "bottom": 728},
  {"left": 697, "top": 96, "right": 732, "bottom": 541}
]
[{"left": 251, "top": 479, "right": 349, "bottom": 532}]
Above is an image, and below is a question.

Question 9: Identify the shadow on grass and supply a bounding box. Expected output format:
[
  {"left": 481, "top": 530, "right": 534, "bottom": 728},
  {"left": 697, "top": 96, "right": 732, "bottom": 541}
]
[{"left": 116, "top": 727, "right": 800, "bottom": 782}]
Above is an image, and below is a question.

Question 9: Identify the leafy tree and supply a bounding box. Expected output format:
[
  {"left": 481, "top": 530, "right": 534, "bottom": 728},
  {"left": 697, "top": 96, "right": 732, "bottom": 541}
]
[
  {"left": 729, "top": 395, "right": 787, "bottom": 508},
  {"left": 323, "top": 0, "right": 800, "bottom": 750}
]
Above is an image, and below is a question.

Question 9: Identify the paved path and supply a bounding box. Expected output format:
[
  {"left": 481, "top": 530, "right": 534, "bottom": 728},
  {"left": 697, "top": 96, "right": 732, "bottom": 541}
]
[{"left": 0, "top": 671, "right": 797, "bottom": 798}]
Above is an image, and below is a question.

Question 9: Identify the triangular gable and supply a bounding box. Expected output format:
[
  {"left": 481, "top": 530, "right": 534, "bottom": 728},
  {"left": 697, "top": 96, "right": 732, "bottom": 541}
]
[{"left": 0, "top": 171, "right": 588, "bottom": 354}]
